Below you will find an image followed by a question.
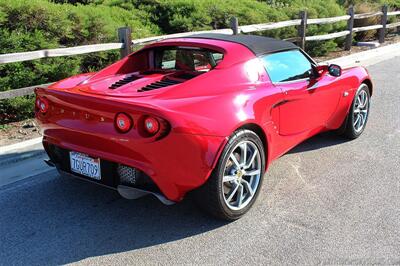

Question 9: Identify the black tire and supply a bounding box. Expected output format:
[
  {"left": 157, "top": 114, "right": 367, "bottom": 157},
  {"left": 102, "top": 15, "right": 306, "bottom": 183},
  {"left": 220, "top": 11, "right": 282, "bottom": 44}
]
[
  {"left": 341, "top": 83, "right": 371, "bottom": 139},
  {"left": 193, "top": 129, "right": 266, "bottom": 221}
]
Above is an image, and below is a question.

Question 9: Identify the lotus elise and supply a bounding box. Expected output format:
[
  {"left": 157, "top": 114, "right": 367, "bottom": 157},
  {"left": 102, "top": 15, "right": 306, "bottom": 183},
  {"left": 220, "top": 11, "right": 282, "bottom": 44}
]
[{"left": 35, "top": 33, "right": 372, "bottom": 220}]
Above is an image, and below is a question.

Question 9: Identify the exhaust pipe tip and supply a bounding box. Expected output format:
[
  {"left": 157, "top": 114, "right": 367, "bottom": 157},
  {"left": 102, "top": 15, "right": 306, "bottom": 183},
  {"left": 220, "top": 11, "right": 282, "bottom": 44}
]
[{"left": 44, "top": 159, "right": 56, "bottom": 167}]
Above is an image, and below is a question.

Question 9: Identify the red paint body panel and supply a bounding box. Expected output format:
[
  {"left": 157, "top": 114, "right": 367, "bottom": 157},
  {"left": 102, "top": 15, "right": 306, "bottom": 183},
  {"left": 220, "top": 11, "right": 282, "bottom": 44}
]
[{"left": 35, "top": 37, "right": 372, "bottom": 201}]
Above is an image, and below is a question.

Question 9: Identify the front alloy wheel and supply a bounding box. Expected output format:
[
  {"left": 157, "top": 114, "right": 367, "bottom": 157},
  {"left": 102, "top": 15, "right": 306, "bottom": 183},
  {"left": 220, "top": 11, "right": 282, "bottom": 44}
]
[
  {"left": 353, "top": 89, "right": 369, "bottom": 133},
  {"left": 342, "top": 83, "right": 371, "bottom": 139}
]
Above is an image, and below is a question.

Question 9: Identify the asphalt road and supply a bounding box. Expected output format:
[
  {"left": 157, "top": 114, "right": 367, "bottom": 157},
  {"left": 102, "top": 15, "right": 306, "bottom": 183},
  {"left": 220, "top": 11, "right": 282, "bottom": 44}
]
[{"left": 1, "top": 57, "right": 399, "bottom": 265}]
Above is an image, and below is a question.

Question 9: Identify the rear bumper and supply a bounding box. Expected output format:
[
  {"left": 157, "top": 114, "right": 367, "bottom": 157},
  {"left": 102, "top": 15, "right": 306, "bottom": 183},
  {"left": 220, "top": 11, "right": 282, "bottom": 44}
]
[{"left": 42, "top": 129, "right": 225, "bottom": 201}]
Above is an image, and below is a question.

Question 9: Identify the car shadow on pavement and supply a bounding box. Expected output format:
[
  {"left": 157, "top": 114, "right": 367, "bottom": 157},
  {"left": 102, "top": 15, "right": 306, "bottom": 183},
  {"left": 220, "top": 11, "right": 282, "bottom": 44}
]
[
  {"left": 287, "top": 132, "right": 351, "bottom": 154},
  {"left": 0, "top": 173, "right": 228, "bottom": 265}
]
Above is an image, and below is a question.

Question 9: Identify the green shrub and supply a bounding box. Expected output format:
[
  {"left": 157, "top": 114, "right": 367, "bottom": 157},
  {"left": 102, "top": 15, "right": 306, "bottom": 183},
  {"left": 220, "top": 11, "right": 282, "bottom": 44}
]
[
  {"left": 260, "top": 0, "right": 347, "bottom": 55},
  {"left": 115, "top": 0, "right": 347, "bottom": 56},
  {"left": 0, "top": 96, "right": 35, "bottom": 123},
  {"left": 0, "top": 0, "right": 160, "bottom": 84},
  {"left": 339, "top": 0, "right": 400, "bottom": 9},
  {"left": 0, "top": 0, "right": 159, "bottom": 123}
]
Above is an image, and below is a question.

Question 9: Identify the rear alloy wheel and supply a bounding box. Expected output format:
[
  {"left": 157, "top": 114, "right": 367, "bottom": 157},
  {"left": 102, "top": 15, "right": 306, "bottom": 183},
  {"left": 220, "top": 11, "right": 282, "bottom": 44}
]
[
  {"left": 342, "top": 84, "right": 371, "bottom": 139},
  {"left": 194, "top": 129, "right": 265, "bottom": 220},
  {"left": 222, "top": 140, "right": 262, "bottom": 211}
]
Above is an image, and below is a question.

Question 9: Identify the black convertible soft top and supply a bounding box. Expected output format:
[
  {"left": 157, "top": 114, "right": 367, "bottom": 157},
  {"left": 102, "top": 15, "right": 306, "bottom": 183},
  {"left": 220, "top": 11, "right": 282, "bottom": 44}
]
[{"left": 184, "top": 33, "right": 298, "bottom": 56}]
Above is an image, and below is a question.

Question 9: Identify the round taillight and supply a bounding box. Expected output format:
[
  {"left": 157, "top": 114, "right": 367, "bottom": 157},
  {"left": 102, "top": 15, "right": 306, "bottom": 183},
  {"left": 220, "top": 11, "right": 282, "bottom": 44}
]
[
  {"left": 115, "top": 113, "right": 133, "bottom": 133},
  {"left": 144, "top": 116, "right": 159, "bottom": 135},
  {"left": 37, "top": 98, "right": 49, "bottom": 113}
]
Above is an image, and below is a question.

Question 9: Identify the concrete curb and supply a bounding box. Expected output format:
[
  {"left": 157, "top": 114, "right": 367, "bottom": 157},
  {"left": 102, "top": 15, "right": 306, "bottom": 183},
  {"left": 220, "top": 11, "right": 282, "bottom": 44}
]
[
  {"left": 0, "top": 137, "right": 42, "bottom": 155},
  {"left": 324, "top": 43, "right": 400, "bottom": 68}
]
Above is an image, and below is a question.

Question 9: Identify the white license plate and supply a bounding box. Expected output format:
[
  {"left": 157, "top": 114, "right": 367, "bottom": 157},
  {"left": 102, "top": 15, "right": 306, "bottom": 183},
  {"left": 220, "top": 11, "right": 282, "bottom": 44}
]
[{"left": 70, "top": 151, "right": 101, "bottom": 180}]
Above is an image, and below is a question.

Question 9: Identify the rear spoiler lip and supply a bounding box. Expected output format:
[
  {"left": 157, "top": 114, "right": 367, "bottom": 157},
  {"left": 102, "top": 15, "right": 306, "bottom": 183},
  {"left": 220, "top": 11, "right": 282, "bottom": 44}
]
[{"left": 35, "top": 87, "right": 171, "bottom": 120}]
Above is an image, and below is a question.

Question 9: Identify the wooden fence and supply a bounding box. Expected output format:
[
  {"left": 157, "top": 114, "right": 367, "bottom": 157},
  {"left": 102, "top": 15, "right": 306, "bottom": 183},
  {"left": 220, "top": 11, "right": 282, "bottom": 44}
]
[{"left": 1, "top": 4, "right": 399, "bottom": 100}]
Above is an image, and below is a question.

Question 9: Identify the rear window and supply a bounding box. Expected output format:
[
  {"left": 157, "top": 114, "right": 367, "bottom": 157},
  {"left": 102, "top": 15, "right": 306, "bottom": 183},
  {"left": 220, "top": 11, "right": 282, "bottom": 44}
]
[{"left": 154, "top": 47, "right": 224, "bottom": 72}]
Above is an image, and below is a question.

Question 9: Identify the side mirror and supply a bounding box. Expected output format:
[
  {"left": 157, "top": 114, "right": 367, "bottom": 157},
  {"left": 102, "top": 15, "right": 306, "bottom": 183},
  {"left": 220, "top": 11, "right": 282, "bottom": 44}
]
[{"left": 328, "top": 64, "right": 342, "bottom": 77}]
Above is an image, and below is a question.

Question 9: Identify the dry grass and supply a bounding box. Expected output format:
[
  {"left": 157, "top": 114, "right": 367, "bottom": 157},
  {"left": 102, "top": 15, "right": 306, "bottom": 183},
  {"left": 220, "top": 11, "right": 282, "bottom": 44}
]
[{"left": 354, "top": 2, "right": 382, "bottom": 41}]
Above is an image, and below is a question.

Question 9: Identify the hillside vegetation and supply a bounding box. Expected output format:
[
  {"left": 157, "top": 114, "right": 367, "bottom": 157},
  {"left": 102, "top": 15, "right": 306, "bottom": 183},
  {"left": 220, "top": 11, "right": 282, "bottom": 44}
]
[{"left": 0, "top": 0, "right": 398, "bottom": 123}]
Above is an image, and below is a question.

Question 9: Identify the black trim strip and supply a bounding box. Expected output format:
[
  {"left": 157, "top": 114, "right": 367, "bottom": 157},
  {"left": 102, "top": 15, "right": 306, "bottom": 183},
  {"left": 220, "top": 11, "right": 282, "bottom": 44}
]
[
  {"left": 109, "top": 75, "right": 140, "bottom": 89},
  {"left": 138, "top": 79, "right": 182, "bottom": 92},
  {"left": 272, "top": 100, "right": 289, "bottom": 109}
]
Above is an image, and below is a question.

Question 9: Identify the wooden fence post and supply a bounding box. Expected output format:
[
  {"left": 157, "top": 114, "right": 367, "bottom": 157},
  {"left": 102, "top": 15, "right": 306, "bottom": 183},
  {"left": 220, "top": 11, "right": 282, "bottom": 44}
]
[
  {"left": 298, "top": 11, "right": 307, "bottom": 50},
  {"left": 118, "top": 27, "right": 132, "bottom": 58},
  {"left": 379, "top": 4, "right": 388, "bottom": 43},
  {"left": 230, "top": 17, "right": 239, "bottom": 35},
  {"left": 345, "top": 6, "right": 355, "bottom": 51}
]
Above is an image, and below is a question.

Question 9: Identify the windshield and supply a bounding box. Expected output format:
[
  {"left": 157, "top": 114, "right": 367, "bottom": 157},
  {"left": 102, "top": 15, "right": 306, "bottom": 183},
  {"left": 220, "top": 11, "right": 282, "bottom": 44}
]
[{"left": 260, "top": 49, "right": 313, "bottom": 83}]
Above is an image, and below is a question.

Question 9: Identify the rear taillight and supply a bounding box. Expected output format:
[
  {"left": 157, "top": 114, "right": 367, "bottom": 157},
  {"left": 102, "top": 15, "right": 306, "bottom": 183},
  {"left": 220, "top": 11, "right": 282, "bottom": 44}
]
[
  {"left": 115, "top": 113, "right": 133, "bottom": 133},
  {"left": 138, "top": 115, "right": 170, "bottom": 139},
  {"left": 35, "top": 97, "right": 49, "bottom": 113},
  {"left": 144, "top": 116, "right": 160, "bottom": 135}
]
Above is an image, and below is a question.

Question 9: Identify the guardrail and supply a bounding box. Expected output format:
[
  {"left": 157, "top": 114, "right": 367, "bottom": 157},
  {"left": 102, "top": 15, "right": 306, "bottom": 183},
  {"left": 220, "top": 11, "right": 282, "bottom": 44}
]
[{"left": 0, "top": 4, "right": 399, "bottom": 100}]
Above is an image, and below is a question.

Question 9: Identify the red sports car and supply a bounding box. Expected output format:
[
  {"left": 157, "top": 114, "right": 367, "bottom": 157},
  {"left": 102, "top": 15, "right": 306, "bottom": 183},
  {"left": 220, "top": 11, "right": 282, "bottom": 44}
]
[{"left": 35, "top": 34, "right": 372, "bottom": 220}]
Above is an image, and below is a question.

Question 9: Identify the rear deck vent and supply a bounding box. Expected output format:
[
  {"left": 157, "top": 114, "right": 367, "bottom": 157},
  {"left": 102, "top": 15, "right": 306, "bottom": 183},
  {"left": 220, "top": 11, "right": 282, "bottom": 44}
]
[
  {"left": 109, "top": 74, "right": 140, "bottom": 89},
  {"left": 138, "top": 79, "right": 182, "bottom": 92}
]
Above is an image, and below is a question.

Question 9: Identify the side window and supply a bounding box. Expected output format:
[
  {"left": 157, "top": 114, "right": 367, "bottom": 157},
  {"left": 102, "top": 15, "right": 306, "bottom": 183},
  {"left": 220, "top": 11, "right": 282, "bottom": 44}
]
[
  {"left": 158, "top": 49, "right": 176, "bottom": 70},
  {"left": 261, "top": 50, "right": 313, "bottom": 83},
  {"left": 212, "top": 52, "right": 223, "bottom": 64}
]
